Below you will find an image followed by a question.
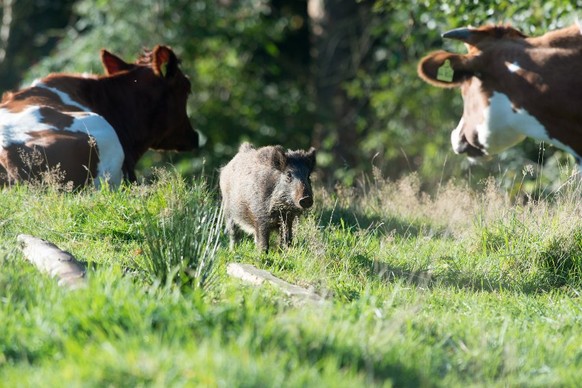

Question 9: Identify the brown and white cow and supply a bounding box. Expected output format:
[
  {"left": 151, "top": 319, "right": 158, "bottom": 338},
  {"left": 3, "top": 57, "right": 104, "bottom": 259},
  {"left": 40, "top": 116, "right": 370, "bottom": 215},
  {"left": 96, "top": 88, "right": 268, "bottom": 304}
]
[
  {"left": 0, "top": 45, "right": 198, "bottom": 188},
  {"left": 418, "top": 23, "right": 582, "bottom": 165}
]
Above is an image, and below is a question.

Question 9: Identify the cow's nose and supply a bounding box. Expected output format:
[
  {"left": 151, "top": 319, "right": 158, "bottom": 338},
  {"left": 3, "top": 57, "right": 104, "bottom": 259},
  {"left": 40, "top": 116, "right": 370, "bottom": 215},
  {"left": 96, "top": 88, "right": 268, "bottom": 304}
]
[
  {"left": 456, "top": 139, "right": 484, "bottom": 157},
  {"left": 299, "top": 196, "right": 313, "bottom": 209},
  {"left": 462, "top": 144, "right": 485, "bottom": 157}
]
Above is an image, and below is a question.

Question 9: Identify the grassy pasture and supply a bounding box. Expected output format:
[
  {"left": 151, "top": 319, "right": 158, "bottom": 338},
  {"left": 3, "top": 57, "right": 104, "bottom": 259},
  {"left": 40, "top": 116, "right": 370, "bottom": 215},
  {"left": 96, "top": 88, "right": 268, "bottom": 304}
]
[{"left": 0, "top": 170, "right": 581, "bottom": 387}]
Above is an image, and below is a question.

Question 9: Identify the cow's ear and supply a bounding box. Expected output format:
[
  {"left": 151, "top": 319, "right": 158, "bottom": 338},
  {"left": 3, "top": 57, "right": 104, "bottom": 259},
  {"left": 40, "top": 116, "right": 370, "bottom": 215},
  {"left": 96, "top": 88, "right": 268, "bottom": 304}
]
[
  {"left": 101, "top": 50, "right": 133, "bottom": 75},
  {"left": 417, "top": 51, "right": 475, "bottom": 88},
  {"left": 152, "top": 45, "right": 179, "bottom": 78}
]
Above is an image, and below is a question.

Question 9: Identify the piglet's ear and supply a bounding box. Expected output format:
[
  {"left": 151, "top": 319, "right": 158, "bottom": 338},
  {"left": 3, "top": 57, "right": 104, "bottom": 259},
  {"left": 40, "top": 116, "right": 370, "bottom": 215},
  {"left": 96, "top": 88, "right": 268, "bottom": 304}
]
[
  {"left": 306, "top": 147, "right": 317, "bottom": 171},
  {"left": 101, "top": 50, "right": 133, "bottom": 75},
  {"left": 272, "top": 146, "right": 288, "bottom": 171},
  {"left": 258, "top": 145, "right": 287, "bottom": 171},
  {"left": 152, "top": 45, "right": 179, "bottom": 78}
]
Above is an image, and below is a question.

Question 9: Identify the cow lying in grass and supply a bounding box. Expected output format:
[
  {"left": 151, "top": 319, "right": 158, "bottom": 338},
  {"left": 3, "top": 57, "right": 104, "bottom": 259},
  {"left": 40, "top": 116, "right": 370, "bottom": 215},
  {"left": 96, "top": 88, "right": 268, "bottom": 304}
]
[{"left": 0, "top": 45, "right": 199, "bottom": 188}]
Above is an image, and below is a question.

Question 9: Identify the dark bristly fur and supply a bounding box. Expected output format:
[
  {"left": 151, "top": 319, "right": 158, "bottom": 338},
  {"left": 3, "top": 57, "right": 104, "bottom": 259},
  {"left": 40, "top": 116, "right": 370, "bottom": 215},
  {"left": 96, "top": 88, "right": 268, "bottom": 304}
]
[{"left": 219, "top": 142, "right": 316, "bottom": 253}]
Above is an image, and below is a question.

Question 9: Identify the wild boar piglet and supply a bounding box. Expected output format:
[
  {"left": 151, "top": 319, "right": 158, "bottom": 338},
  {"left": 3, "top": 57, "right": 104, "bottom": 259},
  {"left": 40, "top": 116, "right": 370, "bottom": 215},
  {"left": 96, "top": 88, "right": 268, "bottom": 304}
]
[{"left": 219, "top": 142, "right": 317, "bottom": 252}]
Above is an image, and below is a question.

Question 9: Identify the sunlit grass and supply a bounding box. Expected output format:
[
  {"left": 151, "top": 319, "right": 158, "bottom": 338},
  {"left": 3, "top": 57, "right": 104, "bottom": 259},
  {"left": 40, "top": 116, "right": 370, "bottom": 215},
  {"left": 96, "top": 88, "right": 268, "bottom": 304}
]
[{"left": 1, "top": 170, "right": 581, "bottom": 386}]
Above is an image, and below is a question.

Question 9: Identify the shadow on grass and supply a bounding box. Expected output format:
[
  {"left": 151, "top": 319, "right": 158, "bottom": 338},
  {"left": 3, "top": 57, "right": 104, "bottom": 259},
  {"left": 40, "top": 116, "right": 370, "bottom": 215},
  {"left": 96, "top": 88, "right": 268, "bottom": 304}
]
[
  {"left": 302, "top": 340, "right": 426, "bottom": 387},
  {"left": 365, "top": 257, "right": 580, "bottom": 294},
  {"left": 318, "top": 208, "right": 446, "bottom": 239},
  {"left": 370, "top": 258, "right": 532, "bottom": 293},
  {"left": 258, "top": 313, "right": 428, "bottom": 387}
]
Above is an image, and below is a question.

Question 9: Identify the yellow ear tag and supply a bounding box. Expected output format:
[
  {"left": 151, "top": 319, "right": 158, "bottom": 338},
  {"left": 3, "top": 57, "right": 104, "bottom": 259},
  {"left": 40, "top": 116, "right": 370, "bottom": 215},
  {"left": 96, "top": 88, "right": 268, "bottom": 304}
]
[
  {"left": 437, "top": 59, "right": 454, "bottom": 82},
  {"left": 160, "top": 62, "right": 168, "bottom": 77}
]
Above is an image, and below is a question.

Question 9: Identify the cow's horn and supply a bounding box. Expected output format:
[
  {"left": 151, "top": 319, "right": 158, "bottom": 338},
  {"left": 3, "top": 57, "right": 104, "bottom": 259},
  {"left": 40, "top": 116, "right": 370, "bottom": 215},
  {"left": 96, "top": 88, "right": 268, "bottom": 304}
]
[{"left": 442, "top": 27, "right": 472, "bottom": 42}]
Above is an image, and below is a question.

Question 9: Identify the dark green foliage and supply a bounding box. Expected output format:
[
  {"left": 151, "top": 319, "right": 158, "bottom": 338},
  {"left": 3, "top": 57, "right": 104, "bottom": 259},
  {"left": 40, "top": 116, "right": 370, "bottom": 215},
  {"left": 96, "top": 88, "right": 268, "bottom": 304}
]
[{"left": 0, "top": 1, "right": 76, "bottom": 91}]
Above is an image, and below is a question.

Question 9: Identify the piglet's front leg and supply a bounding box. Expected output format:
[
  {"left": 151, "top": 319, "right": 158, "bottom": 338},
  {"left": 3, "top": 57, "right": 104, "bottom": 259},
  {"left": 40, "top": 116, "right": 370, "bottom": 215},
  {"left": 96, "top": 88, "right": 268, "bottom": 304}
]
[
  {"left": 225, "top": 218, "right": 240, "bottom": 251},
  {"left": 280, "top": 216, "right": 294, "bottom": 247},
  {"left": 255, "top": 224, "right": 270, "bottom": 253}
]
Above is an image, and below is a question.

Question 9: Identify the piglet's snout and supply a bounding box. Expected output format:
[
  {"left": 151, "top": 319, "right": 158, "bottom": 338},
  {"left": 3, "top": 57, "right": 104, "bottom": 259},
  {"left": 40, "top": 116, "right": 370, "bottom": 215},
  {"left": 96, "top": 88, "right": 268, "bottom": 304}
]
[{"left": 299, "top": 195, "right": 313, "bottom": 209}]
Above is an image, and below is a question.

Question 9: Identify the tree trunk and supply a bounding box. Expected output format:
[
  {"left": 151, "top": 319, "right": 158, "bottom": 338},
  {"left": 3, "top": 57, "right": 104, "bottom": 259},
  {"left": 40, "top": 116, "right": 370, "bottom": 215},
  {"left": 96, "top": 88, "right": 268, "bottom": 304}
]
[
  {"left": 0, "top": 0, "right": 14, "bottom": 64},
  {"left": 0, "top": 0, "right": 76, "bottom": 92},
  {"left": 308, "top": 0, "right": 371, "bottom": 182}
]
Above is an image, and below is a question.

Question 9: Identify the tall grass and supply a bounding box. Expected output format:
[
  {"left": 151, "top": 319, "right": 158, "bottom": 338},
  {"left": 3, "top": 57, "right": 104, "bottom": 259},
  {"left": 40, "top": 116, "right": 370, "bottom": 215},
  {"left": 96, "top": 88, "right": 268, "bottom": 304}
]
[
  {"left": 324, "top": 169, "right": 582, "bottom": 293},
  {"left": 133, "top": 180, "right": 223, "bottom": 291}
]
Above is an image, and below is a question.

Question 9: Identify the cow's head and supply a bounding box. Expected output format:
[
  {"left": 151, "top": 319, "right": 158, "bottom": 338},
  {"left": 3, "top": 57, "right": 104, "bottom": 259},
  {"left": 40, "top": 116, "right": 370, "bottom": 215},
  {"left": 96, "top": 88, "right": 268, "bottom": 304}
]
[
  {"left": 418, "top": 25, "right": 534, "bottom": 160},
  {"left": 100, "top": 45, "right": 199, "bottom": 152}
]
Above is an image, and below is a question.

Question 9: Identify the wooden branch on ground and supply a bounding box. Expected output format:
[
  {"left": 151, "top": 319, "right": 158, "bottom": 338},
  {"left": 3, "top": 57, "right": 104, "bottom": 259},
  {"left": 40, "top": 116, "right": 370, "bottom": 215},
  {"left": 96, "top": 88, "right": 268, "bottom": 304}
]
[
  {"left": 227, "top": 263, "right": 325, "bottom": 304},
  {"left": 17, "top": 234, "right": 86, "bottom": 289}
]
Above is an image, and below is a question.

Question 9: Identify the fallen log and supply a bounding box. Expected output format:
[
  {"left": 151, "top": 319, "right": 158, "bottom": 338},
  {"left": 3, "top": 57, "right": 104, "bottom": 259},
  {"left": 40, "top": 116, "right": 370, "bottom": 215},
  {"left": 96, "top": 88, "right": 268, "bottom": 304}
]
[
  {"left": 17, "top": 234, "right": 86, "bottom": 289},
  {"left": 227, "top": 263, "right": 325, "bottom": 304}
]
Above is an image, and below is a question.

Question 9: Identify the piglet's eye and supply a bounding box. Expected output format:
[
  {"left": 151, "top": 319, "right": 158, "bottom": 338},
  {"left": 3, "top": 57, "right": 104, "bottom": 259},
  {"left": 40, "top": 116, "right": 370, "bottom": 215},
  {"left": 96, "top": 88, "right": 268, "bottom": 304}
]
[{"left": 286, "top": 171, "right": 293, "bottom": 181}]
